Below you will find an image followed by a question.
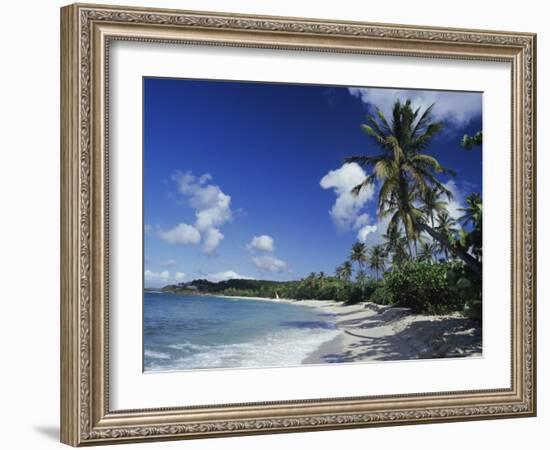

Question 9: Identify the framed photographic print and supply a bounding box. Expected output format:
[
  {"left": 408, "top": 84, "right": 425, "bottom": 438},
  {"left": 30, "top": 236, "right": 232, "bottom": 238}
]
[{"left": 60, "top": 3, "right": 537, "bottom": 446}]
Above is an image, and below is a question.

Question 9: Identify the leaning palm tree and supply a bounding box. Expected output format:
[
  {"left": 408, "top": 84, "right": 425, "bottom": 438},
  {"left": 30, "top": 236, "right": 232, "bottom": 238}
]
[
  {"left": 350, "top": 242, "right": 368, "bottom": 275},
  {"left": 368, "top": 245, "right": 387, "bottom": 279},
  {"left": 346, "top": 99, "right": 481, "bottom": 276}
]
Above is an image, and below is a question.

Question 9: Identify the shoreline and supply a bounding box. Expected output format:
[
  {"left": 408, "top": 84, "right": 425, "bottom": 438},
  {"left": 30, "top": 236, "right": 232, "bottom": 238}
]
[
  {"left": 152, "top": 292, "right": 482, "bottom": 363},
  {"left": 211, "top": 294, "right": 483, "bottom": 363},
  {"left": 211, "top": 295, "right": 483, "bottom": 364}
]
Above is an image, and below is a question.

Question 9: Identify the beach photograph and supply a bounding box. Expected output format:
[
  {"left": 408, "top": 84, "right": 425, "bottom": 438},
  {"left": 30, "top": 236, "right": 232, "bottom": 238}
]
[{"left": 143, "top": 78, "right": 483, "bottom": 372}]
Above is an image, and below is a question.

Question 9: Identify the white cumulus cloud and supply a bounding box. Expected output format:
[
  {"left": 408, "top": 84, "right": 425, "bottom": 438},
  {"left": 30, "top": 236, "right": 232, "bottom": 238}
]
[
  {"left": 144, "top": 270, "right": 186, "bottom": 286},
  {"left": 357, "top": 215, "right": 392, "bottom": 247},
  {"left": 320, "top": 162, "right": 374, "bottom": 231},
  {"left": 348, "top": 87, "right": 482, "bottom": 128},
  {"left": 158, "top": 223, "right": 201, "bottom": 245},
  {"left": 357, "top": 224, "right": 378, "bottom": 243},
  {"left": 202, "top": 228, "right": 224, "bottom": 255},
  {"left": 252, "top": 255, "right": 288, "bottom": 273},
  {"left": 159, "top": 171, "right": 233, "bottom": 254},
  {"left": 144, "top": 270, "right": 170, "bottom": 282},
  {"left": 246, "top": 235, "right": 275, "bottom": 252},
  {"left": 444, "top": 180, "right": 467, "bottom": 222}
]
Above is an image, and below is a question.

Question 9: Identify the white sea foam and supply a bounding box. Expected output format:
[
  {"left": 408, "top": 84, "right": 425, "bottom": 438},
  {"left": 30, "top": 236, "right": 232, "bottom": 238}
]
[
  {"left": 145, "top": 327, "right": 340, "bottom": 371},
  {"left": 144, "top": 349, "right": 171, "bottom": 360},
  {"left": 168, "top": 342, "right": 205, "bottom": 352}
]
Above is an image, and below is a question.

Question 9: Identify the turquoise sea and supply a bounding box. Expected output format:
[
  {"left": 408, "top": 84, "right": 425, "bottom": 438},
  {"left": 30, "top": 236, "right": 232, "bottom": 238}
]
[{"left": 143, "top": 292, "right": 339, "bottom": 371}]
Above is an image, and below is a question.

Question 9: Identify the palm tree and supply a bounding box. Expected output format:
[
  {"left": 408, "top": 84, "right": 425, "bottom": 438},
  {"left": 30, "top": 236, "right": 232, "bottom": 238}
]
[
  {"left": 383, "top": 227, "right": 409, "bottom": 269},
  {"left": 346, "top": 99, "right": 451, "bottom": 254},
  {"left": 417, "top": 240, "right": 437, "bottom": 263},
  {"left": 435, "top": 210, "right": 458, "bottom": 259},
  {"left": 368, "top": 245, "right": 387, "bottom": 279},
  {"left": 458, "top": 193, "right": 482, "bottom": 228},
  {"left": 350, "top": 242, "right": 368, "bottom": 275},
  {"left": 457, "top": 193, "right": 482, "bottom": 261},
  {"left": 378, "top": 185, "right": 424, "bottom": 257},
  {"left": 420, "top": 187, "right": 448, "bottom": 229},
  {"left": 346, "top": 99, "right": 481, "bottom": 276},
  {"left": 349, "top": 242, "right": 367, "bottom": 282},
  {"left": 355, "top": 269, "right": 367, "bottom": 286},
  {"left": 340, "top": 261, "right": 353, "bottom": 282}
]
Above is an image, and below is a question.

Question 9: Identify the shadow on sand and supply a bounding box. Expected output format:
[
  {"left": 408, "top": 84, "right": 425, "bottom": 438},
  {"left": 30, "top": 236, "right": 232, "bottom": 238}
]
[{"left": 320, "top": 314, "right": 482, "bottom": 363}]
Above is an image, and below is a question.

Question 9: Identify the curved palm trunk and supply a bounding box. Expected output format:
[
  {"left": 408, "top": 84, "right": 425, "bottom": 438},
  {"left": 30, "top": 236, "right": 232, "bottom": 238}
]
[{"left": 418, "top": 223, "right": 481, "bottom": 276}]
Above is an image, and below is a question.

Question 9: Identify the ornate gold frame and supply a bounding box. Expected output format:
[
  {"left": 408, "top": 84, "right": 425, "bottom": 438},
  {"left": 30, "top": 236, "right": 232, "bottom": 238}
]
[{"left": 60, "top": 3, "right": 537, "bottom": 446}]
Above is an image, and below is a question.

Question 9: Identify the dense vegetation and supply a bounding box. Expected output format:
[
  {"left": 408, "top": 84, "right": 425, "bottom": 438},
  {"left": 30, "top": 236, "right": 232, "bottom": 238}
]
[
  {"left": 162, "top": 99, "right": 482, "bottom": 320},
  {"left": 162, "top": 274, "right": 378, "bottom": 304}
]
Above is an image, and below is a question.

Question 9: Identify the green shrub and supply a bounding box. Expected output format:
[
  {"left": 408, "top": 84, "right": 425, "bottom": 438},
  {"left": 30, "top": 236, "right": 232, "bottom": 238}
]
[
  {"left": 369, "top": 286, "right": 394, "bottom": 305},
  {"left": 318, "top": 283, "right": 338, "bottom": 300},
  {"left": 463, "top": 298, "right": 482, "bottom": 320},
  {"left": 344, "top": 285, "right": 364, "bottom": 304},
  {"left": 335, "top": 285, "right": 351, "bottom": 303},
  {"left": 446, "top": 262, "right": 482, "bottom": 320},
  {"left": 362, "top": 278, "right": 381, "bottom": 298},
  {"left": 383, "top": 261, "right": 477, "bottom": 314}
]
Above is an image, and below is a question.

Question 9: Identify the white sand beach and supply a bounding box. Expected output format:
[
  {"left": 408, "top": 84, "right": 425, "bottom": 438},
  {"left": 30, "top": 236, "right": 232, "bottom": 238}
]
[{"left": 218, "top": 295, "right": 482, "bottom": 363}]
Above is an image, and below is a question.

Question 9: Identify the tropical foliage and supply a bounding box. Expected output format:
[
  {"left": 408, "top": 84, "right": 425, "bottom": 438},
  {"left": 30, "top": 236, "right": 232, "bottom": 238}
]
[
  {"left": 346, "top": 99, "right": 481, "bottom": 276},
  {"left": 330, "top": 98, "right": 482, "bottom": 317},
  {"left": 461, "top": 131, "right": 483, "bottom": 150},
  {"left": 162, "top": 275, "right": 380, "bottom": 305}
]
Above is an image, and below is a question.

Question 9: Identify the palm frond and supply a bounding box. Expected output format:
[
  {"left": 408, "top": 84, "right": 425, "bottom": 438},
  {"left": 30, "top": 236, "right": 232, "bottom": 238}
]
[
  {"left": 365, "top": 113, "right": 390, "bottom": 138},
  {"left": 344, "top": 154, "right": 384, "bottom": 167},
  {"left": 360, "top": 124, "right": 386, "bottom": 148},
  {"left": 411, "top": 103, "right": 435, "bottom": 137},
  {"left": 378, "top": 178, "right": 398, "bottom": 204},
  {"left": 373, "top": 159, "right": 396, "bottom": 180},
  {"left": 386, "top": 136, "right": 404, "bottom": 163},
  {"left": 375, "top": 108, "right": 392, "bottom": 135},
  {"left": 410, "top": 122, "right": 444, "bottom": 151},
  {"left": 351, "top": 174, "right": 376, "bottom": 196}
]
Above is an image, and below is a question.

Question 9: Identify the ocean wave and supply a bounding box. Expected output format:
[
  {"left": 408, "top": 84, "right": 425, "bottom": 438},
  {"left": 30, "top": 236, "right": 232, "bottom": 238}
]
[{"left": 144, "top": 327, "right": 340, "bottom": 371}]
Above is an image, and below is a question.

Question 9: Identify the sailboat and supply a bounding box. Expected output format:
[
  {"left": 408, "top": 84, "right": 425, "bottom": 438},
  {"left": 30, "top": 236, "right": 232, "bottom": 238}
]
[{"left": 275, "top": 291, "right": 280, "bottom": 300}]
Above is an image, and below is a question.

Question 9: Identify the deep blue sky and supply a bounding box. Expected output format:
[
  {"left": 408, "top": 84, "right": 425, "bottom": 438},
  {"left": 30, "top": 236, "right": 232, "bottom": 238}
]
[{"left": 143, "top": 78, "right": 482, "bottom": 287}]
